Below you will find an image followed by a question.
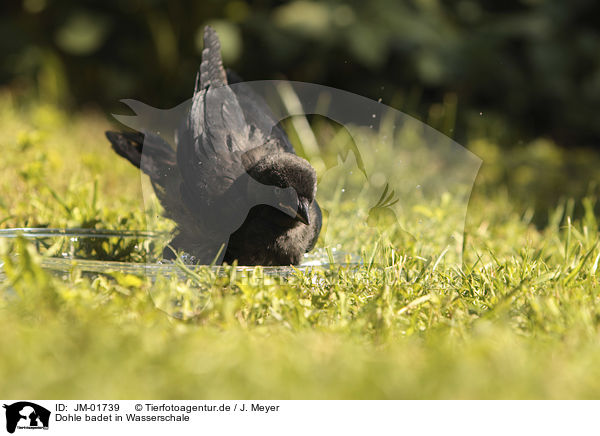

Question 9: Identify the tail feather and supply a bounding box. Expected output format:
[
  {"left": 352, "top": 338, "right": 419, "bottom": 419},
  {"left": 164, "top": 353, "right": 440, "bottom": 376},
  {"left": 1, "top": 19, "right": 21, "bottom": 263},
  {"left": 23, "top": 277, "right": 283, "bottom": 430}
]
[{"left": 197, "top": 26, "right": 227, "bottom": 93}]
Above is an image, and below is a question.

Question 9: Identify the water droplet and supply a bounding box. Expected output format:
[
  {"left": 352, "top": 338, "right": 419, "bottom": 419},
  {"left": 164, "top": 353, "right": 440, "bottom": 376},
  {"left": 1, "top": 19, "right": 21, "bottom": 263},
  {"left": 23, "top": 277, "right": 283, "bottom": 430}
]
[
  {"left": 341, "top": 188, "right": 346, "bottom": 193},
  {"left": 372, "top": 114, "right": 376, "bottom": 118}
]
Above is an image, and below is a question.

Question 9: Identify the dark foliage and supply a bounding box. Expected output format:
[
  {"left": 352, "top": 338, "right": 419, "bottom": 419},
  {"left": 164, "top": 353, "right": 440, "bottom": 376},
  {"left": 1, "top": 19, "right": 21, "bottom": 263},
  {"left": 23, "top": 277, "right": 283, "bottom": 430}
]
[{"left": 2, "top": 0, "right": 600, "bottom": 147}]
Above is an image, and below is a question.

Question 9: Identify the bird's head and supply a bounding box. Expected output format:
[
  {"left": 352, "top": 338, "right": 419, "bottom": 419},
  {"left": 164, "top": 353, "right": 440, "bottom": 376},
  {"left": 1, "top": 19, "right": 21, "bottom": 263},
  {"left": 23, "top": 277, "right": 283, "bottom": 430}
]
[{"left": 245, "top": 152, "right": 317, "bottom": 226}]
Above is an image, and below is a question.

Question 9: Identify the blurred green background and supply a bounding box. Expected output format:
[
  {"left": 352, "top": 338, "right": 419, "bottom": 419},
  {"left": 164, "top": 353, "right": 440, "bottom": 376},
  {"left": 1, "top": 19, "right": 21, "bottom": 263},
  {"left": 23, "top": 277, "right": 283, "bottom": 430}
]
[
  {"left": 2, "top": 0, "right": 600, "bottom": 148},
  {"left": 4, "top": 0, "right": 600, "bottom": 228}
]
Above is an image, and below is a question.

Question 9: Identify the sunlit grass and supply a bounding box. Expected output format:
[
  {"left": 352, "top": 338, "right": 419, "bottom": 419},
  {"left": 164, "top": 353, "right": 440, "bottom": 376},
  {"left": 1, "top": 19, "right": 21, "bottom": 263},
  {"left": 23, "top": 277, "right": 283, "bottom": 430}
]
[{"left": 3, "top": 93, "right": 600, "bottom": 398}]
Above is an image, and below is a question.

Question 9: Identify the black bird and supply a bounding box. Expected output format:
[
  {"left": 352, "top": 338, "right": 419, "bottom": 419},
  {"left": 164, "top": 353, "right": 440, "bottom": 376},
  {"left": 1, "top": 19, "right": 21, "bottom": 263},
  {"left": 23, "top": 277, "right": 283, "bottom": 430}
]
[{"left": 105, "top": 26, "right": 321, "bottom": 266}]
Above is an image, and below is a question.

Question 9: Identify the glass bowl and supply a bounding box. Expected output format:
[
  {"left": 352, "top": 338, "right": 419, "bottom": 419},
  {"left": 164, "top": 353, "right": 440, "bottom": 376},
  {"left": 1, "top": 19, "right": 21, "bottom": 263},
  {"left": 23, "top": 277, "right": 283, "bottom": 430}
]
[{"left": 0, "top": 228, "right": 360, "bottom": 279}]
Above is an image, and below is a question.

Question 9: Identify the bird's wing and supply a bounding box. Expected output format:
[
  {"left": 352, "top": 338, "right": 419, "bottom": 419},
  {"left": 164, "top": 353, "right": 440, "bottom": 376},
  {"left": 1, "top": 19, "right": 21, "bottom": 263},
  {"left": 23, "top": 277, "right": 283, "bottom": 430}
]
[
  {"left": 105, "top": 130, "right": 176, "bottom": 186},
  {"left": 227, "top": 70, "right": 296, "bottom": 155},
  {"left": 105, "top": 130, "right": 192, "bottom": 225},
  {"left": 176, "top": 27, "right": 291, "bottom": 213}
]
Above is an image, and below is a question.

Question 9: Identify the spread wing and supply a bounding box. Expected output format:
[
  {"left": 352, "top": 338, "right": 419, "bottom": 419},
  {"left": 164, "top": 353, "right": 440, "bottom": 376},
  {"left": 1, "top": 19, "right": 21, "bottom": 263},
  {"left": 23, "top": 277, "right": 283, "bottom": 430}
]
[
  {"left": 226, "top": 70, "right": 296, "bottom": 155},
  {"left": 108, "top": 26, "right": 300, "bottom": 264},
  {"left": 175, "top": 27, "right": 290, "bottom": 222}
]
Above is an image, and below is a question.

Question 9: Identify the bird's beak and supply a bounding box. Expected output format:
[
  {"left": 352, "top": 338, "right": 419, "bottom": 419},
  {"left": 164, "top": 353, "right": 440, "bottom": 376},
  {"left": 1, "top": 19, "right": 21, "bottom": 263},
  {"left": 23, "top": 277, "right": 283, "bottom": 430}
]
[
  {"left": 295, "top": 198, "right": 311, "bottom": 226},
  {"left": 278, "top": 198, "right": 311, "bottom": 225}
]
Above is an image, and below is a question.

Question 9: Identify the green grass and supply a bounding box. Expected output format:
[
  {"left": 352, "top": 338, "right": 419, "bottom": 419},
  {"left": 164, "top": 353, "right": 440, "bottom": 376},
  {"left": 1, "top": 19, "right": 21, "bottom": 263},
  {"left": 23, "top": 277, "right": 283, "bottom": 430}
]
[{"left": 3, "top": 91, "right": 600, "bottom": 399}]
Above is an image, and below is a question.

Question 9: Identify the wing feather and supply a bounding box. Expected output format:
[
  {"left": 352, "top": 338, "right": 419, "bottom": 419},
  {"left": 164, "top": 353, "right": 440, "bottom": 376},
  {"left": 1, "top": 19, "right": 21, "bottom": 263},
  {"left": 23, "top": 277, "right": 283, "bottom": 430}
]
[{"left": 175, "top": 26, "right": 298, "bottom": 231}]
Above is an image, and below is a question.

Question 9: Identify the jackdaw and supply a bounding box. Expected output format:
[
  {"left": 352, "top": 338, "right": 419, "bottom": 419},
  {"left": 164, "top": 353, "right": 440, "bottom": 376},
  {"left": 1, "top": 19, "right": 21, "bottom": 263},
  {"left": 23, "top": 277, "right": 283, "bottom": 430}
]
[{"left": 105, "top": 26, "right": 322, "bottom": 265}]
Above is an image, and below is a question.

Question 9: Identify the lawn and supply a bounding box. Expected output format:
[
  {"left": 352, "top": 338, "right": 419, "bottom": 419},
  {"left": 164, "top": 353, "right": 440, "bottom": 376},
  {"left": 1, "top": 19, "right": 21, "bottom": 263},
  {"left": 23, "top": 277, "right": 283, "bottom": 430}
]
[{"left": 3, "top": 90, "right": 600, "bottom": 399}]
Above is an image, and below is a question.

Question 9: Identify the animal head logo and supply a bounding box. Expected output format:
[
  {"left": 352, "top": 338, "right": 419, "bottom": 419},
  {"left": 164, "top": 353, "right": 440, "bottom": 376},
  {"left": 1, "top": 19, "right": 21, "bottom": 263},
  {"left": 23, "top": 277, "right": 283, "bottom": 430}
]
[{"left": 3, "top": 402, "right": 50, "bottom": 434}]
